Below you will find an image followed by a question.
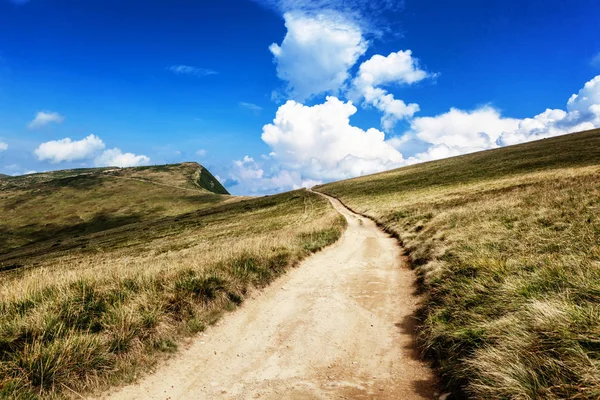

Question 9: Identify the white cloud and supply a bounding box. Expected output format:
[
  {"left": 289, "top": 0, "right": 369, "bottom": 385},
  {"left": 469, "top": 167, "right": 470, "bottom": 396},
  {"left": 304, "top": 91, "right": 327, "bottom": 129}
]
[
  {"left": 592, "top": 52, "right": 600, "bottom": 68},
  {"left": 34, "top": 134, "right": 105, "bottom": 163},
  {"left": 228, "top": 96, "right": 405, "bottom": 194},
  {"left": 233, "top": 156, "right": 264, "bottom": 180},
  {"left": 351, "top": 50, "right": 434, "bottom": 131},
  {"left": 0, "top": 142, "right": 7, "bottom": 152},
  {"left": 355, "top": 50, "right": 431, "bottom": 89},
  {"left": 237, "top": 1, "right": 600, "bottom": 195},
  {"left": 498, "top": 75, "right": 600, "bottom": 146},
  {"left": 398, "top": 107, "right": 520, "bottom": 163},
  {"left": 196, "top": 149, "right": 208, "bottom": 157},
  {"left": 394, "top": 75, "right": 600, "bottom": 163},
  {"left": 168, "top": 65, "right": 217, "bottom": 77},
  {"left": 228, "top": 158, "right": 322, "bottom": 194},
  {"left": 262, "top": 96, "right": 403, "bottom": 181},
  {"left": 363, "top": 87, "right": 420, "bottom": 131},
  {"left": 411, "top": 106, "right": 520, "bottom": 150},
  {"left": 405, "top": 144, "right": 464, "bottom": 164},
  {"left": 34, "top": 134, "right": 150, "bottom": 168},
  {"left": 270, "top": 11, "right": 367, "bottom": 101},
  {"left": 253, "top": 0, "right": 403, "bottom": 34},
  {"left": 300, "top": 178, "right": 323, "bottom": 188},
  {"left": 567, "top": 75, "right": 600, "bottom": 117},
  {"left": 239, "top": 102, "right": 263, "bottom": 112},
  {"left": 94, "top": 148, "right": 150, "bottom": 168},
  {"left": 28, "top": 111, "right": 65, "bottom": 129}
]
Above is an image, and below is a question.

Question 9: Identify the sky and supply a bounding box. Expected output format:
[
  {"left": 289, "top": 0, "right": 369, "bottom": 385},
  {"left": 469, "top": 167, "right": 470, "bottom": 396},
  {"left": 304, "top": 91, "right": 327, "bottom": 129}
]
[{"left": 1, "top": 0, "right": 599, "bottom": 194}]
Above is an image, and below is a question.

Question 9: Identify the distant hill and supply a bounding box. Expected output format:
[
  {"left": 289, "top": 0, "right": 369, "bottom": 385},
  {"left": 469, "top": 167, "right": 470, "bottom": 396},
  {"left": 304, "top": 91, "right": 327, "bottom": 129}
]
[
  {"left": 0, "top": 162, "right": 230, "bottom": 256},
  {"left": 104, "top": 162, "right": 229, "bottom": 195},
  {"left": 1, "top": 162, "right": 228, "bottom": 195},
  {"left": 0, "top": 173, "right": 8, "bottom": 179}
]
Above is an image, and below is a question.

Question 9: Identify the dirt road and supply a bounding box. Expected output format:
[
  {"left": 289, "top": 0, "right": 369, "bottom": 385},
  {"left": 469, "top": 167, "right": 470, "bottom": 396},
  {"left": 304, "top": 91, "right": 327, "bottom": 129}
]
[{"left": 104, "top": 192, "right": 437, "bottom": 400}]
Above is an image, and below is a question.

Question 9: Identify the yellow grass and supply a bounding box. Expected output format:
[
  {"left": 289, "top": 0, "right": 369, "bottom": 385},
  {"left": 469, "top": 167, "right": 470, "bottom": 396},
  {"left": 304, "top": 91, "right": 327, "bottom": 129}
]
[
  {"left": 0, "top": 169, "right": 345, "bottom": 398},
  {"left": 317, "top": 129, "right": 600, "bottom": 399}
]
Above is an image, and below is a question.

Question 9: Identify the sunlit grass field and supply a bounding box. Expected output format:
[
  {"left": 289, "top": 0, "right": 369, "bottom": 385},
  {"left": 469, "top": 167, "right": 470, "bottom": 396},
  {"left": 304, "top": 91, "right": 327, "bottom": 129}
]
[
  {"left": 317, "top": 129, "right": 600, "bottom": 399},
  {"left": 0, "top": 165, "right": 345, "bottom": 399},
  {"left": 0, "top": 162, "right": 228, "bottom": 257}
]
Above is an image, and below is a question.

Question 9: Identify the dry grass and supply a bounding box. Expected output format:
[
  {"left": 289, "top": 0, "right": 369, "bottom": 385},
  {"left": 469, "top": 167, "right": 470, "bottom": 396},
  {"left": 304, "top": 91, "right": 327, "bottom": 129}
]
[
  {"left": 0, "top": 163, "right": 237, "bottom": 271},
  {"left": 317, "top": 129, "right": 600, "bottom": 399},
  {"left": 0, "top": 167, "right": 346, "bottom": 399},
  {"left": 0, "top": 163, "right": 229, "bottom": 256}
]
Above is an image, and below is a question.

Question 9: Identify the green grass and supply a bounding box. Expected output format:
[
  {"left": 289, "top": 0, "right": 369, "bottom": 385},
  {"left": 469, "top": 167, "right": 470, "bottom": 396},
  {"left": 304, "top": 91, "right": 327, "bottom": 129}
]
[
  {"left": 0, "top": 161, "right": 345, "bottom": 399},
  {"left": 316, "top": 128, "right": 600, "bottom": 399},
  {"left": 0, "top": 163, "right": 230, "bottom": 257}
]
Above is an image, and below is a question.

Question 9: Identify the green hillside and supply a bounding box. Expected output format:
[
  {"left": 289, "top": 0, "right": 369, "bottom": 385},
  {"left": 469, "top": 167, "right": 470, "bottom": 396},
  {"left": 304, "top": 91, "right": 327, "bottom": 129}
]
[
  {"left": 0, "top": 163, "right": 345, "bottom": 399},
  {"left": 0, "top": 163, "right": 229, "bottom": 258},
  {"left": 317, "top": 128, "right": 600, "bottom": 399}
]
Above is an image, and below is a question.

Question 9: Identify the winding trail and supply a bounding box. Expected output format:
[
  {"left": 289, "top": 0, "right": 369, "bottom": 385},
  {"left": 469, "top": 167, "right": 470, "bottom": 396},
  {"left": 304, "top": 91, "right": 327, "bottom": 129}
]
[{"left": 103, "top": 192, "right": 437, "bottom": 400}]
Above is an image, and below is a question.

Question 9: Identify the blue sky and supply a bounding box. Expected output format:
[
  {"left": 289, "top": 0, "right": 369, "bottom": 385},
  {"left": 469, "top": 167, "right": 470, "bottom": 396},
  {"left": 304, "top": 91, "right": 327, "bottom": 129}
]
[{"left": 1, "top": 0, "right": 599, "bottom": 194}]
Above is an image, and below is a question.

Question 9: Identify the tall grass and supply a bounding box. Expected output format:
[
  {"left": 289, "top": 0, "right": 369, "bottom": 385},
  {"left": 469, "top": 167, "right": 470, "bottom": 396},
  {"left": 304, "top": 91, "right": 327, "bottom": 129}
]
[
  {"left": 0, "top": 189, "right": 346, "bottom": 399},
  {"left": 317, "top": 129, "right": 600, "bottom": 399}
]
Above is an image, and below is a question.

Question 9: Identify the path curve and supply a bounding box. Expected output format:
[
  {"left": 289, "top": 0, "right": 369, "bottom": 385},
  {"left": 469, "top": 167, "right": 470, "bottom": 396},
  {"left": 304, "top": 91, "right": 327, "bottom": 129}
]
[{"left": 102, "top": 191, "right": 437, "bottom": 400}]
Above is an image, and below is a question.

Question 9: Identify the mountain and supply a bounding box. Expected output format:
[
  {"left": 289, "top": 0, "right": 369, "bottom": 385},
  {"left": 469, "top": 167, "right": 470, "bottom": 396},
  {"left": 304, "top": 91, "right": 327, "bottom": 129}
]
[{"left": 0, "top": 163, "right": 229, "bottom": 255}]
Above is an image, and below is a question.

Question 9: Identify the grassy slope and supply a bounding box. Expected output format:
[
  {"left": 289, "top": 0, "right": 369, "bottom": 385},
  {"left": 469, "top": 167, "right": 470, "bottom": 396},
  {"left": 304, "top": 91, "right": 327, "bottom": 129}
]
[
  {"left": 317, "top": 129, "right": 600, "bottom": 399},
  {"left": 0, "top": 164, "right": 345, "bottom": 399},
  {"left": 0, "top": 163, "right": 229, "bottom": 263}
]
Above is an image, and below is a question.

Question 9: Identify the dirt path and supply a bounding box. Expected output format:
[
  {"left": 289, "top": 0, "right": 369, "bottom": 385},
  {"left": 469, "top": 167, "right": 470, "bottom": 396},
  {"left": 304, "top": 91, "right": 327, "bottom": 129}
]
[{"left": 103, "top": 192, "right": 438, "bottom": 400}]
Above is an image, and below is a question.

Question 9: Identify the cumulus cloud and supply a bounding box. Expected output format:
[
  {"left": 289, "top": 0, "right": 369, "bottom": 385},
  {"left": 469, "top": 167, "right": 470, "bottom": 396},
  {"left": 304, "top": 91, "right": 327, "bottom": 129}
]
[
  {"left": 355, "top": 50, "right": 431, "bottom": 88},
  {"left": 270, "top": 12, "right": 367, "bottom": 100},
  {"left": 167, "top": 65, "right": 218, "bottom": 77},
  {"left": 363, "top": 87, "right": 420, "bottom": 131},
  {"left": 34, "top": 134, "right": 150, "bottom": 167},
  {"left": 94, "top": 148, "right": 150, "bottom": 168},
  {"left": 196, "top": 149, "right": 207, "bottom": 157},
  {"left": 351, "top": 50, "right": 434, "bottom": 131},
  {"left": 498, "top": 75, "right": 600, "bottom": 146},
  {"left": 227, "top": 96, "right": 405, "bottom": 194},
  {"left": 233, "top": 156, "right": 264, "bottom": 180},
  {"left": 238, "top": 1, "right": 600, "bottom": 195},
  {"left": 253, "top": 0, "right": 403, "bottom": 34},
  {"left": 411, "top": 107, "right": 520, "bottom": 150},
  {"left": 262, "top": 96, "right": 403, "bottom": 181},
  {"left": 28, "top": 111, "right": 65, "bottom": 129},
  {"left": 0, "top": 142, "right": 7, "bottom": 152},
  {"left": 34, "top": 134, "right": 105, "bottom": 163},
  {"left": 229, "top": 156, "right": 322, "bottom": 194},
  {"left": 394, "top": 75, "right": 600, "bottom": 164}
]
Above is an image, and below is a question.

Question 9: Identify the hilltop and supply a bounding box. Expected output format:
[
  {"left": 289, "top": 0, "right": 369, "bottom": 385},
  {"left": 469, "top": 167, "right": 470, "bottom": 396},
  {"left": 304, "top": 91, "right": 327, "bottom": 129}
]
[
  {"left": 0, "top": 162, "right": 228, "bottom": 194},
  {"left": 0, "top": 163, "right": 229, "bottom": 268},
  {"left": 317, "top": 128, "right": 600, "bottom": 399}
]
